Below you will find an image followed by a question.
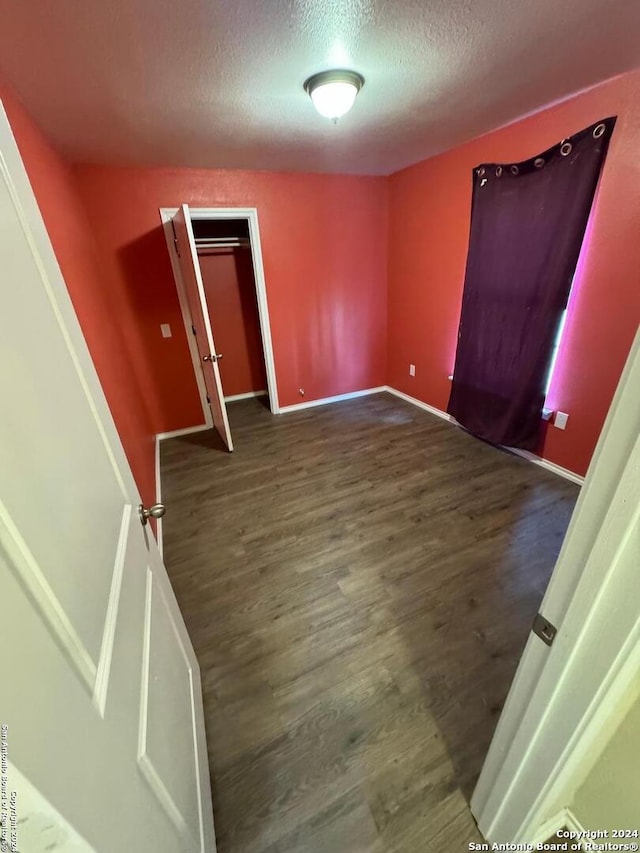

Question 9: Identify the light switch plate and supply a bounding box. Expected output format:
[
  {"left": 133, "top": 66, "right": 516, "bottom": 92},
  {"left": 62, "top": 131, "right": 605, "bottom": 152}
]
[
  {"left": 554, "top": 411, "right": 569, "bottom": 430},
  {"left": 160, "top": 323, "right": 172, "bottom": 338}
]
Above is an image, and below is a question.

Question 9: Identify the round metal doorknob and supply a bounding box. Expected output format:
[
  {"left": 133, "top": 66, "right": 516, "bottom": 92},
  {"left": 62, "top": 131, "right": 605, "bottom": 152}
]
[
  {"left": 139, "top": 503, "right": 166, "bottom": 526},
  {"left": 202, "top": 353, "right": 223, "bottom": 362}
]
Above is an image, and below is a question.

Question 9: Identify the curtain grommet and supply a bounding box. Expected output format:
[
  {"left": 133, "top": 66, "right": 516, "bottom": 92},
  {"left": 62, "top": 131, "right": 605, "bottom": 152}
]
[
  {"left": 495, "top": 166, "right": 502, "bottom": 177},
  {"left": 477, "top": 167, "right": 485, "bottom": 177},
  {"left": 593, "top": 123, "right": 606, "bottom": 139},
  {"left": 560, "top": 142, "right": 572, "bottom": 156},
  {"left": 510, "top": 164, "right": 519, "bottom": 175},
  {"left": 534, "top": 157, "right": 545, "bottom": 168}
]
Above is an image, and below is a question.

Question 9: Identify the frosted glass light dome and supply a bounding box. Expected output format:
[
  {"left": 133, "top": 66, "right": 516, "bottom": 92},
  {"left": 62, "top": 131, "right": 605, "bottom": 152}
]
[{"left": 304, "top": 70, "right": 365, "bottom": 122}]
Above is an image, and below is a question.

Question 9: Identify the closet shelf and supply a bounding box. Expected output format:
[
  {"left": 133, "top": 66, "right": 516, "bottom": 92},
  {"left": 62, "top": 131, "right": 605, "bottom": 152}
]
[{"left": 195, "top": 237, "right": 250, "bottom": 253}]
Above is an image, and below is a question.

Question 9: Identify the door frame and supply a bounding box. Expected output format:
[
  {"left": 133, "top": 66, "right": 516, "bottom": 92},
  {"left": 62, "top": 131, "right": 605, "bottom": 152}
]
[
  {"left": 160, "top": 207, "right": 280, "bottom": 420},
  {"left": 472, "top": 327, "right": 640, "bottom": 842}
]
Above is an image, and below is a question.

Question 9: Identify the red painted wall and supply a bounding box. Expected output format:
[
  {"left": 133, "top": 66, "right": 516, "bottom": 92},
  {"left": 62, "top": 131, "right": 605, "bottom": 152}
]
[
  {"left": 1, "top": 87, "right": 157, "bottom": 506},
  {"left": 72, "top": 166, "right": 389, "bottom": 430},
  {"left": 388, "top": 70, "right": 640, "bottom": 477},
  {"left": 199, "top": 251, "right": 267, "bottom": 398}
]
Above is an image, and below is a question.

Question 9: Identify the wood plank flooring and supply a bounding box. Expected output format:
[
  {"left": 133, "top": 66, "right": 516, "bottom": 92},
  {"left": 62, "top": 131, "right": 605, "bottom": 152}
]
[{"left": 161, "top": 393, "right": 579, "bottom": 853}]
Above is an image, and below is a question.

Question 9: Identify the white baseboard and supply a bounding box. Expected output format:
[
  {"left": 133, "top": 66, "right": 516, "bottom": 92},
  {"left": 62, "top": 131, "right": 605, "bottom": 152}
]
[
  {"left": 564, "top": 808, "right": 589, "bottom": 850},
  {"left": 385, "top": 386, "right": 584, "bottom": 486},
  {"left": 224, "top": 390, "right": 267, "bottom": 403},
  {"left": 154, "top": 435, "right": 163, "bottom": 557},
  {"left": 530, "top": 807, "right": 588, "bottom": 849},
  {"left": 509, "top": 447, "right": 584, "bottom": 486},
  {"left": 156, "top": 424, "right": 211, "bottom": 441},
  {"left": 385, "top": 386, "right": 455, "bottom": 424},
  {"left": 278, "top": 386, "right": 387, "bottom": 413}
]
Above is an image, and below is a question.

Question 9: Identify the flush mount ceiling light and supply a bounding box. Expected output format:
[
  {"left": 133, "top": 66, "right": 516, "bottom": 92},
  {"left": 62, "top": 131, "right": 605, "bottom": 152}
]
[{"left": 303, "top": 69, "right": 365, "bottom": 123}]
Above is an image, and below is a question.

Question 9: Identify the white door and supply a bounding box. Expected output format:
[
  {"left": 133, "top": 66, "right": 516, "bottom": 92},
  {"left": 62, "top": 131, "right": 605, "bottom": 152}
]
[
  {"left": 0, "top": 104, "right": 216, "bottom": 852},
  {"left": 172, "top": 205, "right": 233, "bottom": 451},
  {"left": 472, "top": 326, "right": 640, "bottom": 842}
]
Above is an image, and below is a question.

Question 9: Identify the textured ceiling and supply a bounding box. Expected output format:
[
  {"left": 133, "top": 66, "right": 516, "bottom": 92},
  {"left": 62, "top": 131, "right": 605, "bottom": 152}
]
[{"left": 1, "top": 0, "right": 639, "bottom": 175}]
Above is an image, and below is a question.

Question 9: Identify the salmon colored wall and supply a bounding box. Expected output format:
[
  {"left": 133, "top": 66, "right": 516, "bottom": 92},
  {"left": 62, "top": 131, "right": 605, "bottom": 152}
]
[
  {"left": 199, "top": 251, "right": 267, "bottom": 398},
  {"left": 388, "top": 70, "right": 640, "bottom": 477},
  {"left": 1, "top": 87, "right": 157, "bottom": 506},
  {"left": 72, "top": 167, "right": 388, "bottom": 430}
]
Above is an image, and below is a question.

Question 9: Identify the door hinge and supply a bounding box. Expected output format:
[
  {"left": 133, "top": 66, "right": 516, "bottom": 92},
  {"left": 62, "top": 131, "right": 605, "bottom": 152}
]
[
  {"left": 206, "top": 394, "right": 211, "bottom": 404},
  {"left": 191, "top": 324, "right": 196, "bottom": 336},
  {"left": 532, "top": 612, "right": 557, "bottom": 647},
  {"left": 170, "top": 220, "right": 180, "bottom": 257}
]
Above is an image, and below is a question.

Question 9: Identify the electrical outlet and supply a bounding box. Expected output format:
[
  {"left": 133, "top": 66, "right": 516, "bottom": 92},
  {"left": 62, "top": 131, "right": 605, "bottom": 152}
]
[
  {"left": 160, "top": 323, "right": 172, "bottom": 338},
  {"left": 409, "top": 364, "right": 416, "bottom": 377},
  {"left": 554, "top": 411, "right": 569, "bottom": 430},
  {"left": 299, "top": 388, "right": 305, "bottom": 397}
]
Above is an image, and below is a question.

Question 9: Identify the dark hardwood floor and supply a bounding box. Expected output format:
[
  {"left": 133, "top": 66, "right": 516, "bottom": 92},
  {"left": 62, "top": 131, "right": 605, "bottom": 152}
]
[{"left": 161, "top": 393, "right": 579, "bottom": 853}]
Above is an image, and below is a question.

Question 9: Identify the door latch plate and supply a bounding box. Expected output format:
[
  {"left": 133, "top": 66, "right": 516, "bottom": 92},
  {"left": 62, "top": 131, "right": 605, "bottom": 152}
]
[{"left": 532, "top": 612, "right": 557, "bottom": 647}]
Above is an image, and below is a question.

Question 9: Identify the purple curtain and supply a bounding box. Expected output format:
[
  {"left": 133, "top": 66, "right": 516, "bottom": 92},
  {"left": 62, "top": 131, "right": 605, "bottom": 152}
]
[{"left": 447, "top": 117, "right": 616, "bottom": 450}]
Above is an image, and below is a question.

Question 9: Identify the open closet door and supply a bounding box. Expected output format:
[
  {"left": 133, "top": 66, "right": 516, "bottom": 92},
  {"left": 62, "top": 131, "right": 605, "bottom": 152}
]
[{"left": 173, "top": 204, "right": 233, "bottom": 451}]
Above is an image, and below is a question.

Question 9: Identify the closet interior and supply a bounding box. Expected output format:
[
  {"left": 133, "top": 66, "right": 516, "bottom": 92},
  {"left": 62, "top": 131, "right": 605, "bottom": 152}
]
[{"left": 192, "top": 218, "right": 268, "bottom": 406}]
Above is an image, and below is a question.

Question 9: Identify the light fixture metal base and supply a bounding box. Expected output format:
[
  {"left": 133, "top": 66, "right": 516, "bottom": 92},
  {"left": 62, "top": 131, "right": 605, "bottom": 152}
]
[{"left": 303, "top": 69, "right": 365, "bottom": 97}]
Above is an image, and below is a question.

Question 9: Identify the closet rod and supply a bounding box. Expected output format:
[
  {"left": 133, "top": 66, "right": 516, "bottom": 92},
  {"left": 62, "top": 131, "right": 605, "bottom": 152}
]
[
  {"left": 194, "top": 238, "right": 250, "bottom": 246},
  {"left": 197, "top": 249, "right": 247, "bottom": 255},
  {"left": 196, "top": 246, "right": 250, "bottom": 255}
]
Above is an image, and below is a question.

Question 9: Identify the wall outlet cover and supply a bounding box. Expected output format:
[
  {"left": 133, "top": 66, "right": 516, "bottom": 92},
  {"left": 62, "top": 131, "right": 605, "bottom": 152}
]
[
  {"left": 554, "top": 411, "right": 569, "bottom": 430},
  {"left": 160, "top": 323, "right": 172, "bottom": 338},
  {"left": 409, "top": 364, "right": 416, "bottom": 377}
]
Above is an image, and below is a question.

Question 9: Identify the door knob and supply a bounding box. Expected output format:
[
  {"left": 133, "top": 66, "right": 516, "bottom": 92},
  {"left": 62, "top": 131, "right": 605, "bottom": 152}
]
[
  {"left": 139, "top": 503, "right": 166, "bottom": 526},
  {"left": 203, "top": 353, "right": 223, "bottom": 362}
]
